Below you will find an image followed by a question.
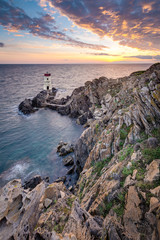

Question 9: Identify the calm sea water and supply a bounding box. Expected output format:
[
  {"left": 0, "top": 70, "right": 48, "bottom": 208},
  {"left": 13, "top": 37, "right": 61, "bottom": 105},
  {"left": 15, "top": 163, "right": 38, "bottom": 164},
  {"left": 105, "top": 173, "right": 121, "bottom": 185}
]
[{"left": 0, "top": 64, "right": 151, "bottom": 186}]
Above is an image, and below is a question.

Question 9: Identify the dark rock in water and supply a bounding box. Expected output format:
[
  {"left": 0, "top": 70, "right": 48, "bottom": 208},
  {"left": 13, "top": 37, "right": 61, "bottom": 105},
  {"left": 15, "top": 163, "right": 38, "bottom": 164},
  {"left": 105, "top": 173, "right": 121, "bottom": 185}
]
[
  {"left": 57, "top": 105, "right": 71, "bottom": 115},
  {"left": 18, "top": 98, "right": 36, "bottom": 115},
  {"left": 57, "top": 141, "right": 67, "bottom": 152},
  {"left": 54, "top": 176, "right": 66, "bottom": 183},
  {"left": 32, "top": 91, "right": 48, "bottom": 108},
  {"left": 77, "top": 114, "right": 88, "bottom": 125},
  {"left": 23, "top": 175, "right": 42, "bottom": 190},
  {"left": 57, "top": 141, "right": 74, "bottom": 156},
  {"left": 52, "top": 87, "right": 57, "bottom": 94},
  {"left": 63, "top": 155, "right": 74, "bottom": 166},
  {"left": 43, "top": 176, "right": 49, "bottom": 183},
  {"left": 67, "top": 165, "right": 75, "bottom": 175}
]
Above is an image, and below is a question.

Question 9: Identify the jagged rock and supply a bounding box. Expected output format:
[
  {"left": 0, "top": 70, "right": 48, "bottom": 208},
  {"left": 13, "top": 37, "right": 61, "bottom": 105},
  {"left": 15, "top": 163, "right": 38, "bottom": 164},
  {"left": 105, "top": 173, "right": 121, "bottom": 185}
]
[
  {"left": 67, "top": 165, "right": 75, "bottom": 175},
  {"left": 150, "top": 186, "right": 160, "bottom": 198},
  {"left": 54, "top": 176, "right": 66, "bottom": 183},
  {"left": 0, "top": 179, "right": 45, "bottom": 240},
  {"left": 144, "top": 159, "right": 160, "bottom": 183},
  {"left": 23, "top": 175, "right": 42, "bottom": 190},
  {"left": 149, "top": 197, "right": 159, "bottom": 212},
  {"left": 68, "top": 186, "right": 73, "bottom": 191},
  {"left": 63, "top": 156, "right": 74, "bottom": 166},
  {"left": 63, "top": 200, "right": 103, "bottom": 240},
  {"left": 123, "top": 186, "right": 142, "bottom": 239},
  {"left": 77, "top": 114, "right": 87, "bottom": 125},
  {"left": 32, "top": 90, "right": 48, "bottom": 108},
  {"left": 57, "top": 141, "right": 67, "bottom": 152},
  {"left": 44, "top": 198, "right": 52, "bottom": 208},
  {"left": 104, "top": 216, "right": 128, "bottom": 240},
  {"left": 132, "top": 169, "right": 137, "bottom": 180},
  {"left": 18, "top": 98, "right": 36, "bottom": 114},
  {"left": 34, "top": 182, "right": 75, "bottom": 239},
  {"left": 60, "top": 191, "right": 65, "bottom": 198},
  {"left": 124, "top": 175, "right": 135, "bottom": 188},
  {"left": 57, "top": 104, "right": 71, "bottom": 115},
  {"left": 57, "top": 142, "right": 74, "bottom": 156}
]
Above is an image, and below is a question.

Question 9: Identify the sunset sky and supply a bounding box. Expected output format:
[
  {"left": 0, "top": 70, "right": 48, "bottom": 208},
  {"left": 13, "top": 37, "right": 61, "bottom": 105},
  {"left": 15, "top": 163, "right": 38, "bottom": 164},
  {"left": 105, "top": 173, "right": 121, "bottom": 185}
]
[{"left": 0, "top": 0, "right": 160, "bottom": 64}]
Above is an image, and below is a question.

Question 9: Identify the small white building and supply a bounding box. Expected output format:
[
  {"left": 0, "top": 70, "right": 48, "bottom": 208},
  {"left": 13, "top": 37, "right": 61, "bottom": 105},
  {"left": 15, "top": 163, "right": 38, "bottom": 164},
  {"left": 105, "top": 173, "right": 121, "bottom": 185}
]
[{"left": 43, "top": 72, "right": 52, "bottom": 91}]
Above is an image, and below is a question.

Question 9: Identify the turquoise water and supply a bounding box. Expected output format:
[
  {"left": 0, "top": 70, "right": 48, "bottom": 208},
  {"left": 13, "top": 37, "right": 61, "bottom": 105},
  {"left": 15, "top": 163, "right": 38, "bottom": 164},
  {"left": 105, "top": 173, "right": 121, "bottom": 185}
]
[{"left": 0, "top": 64, "right": 151, "bottom": 186}]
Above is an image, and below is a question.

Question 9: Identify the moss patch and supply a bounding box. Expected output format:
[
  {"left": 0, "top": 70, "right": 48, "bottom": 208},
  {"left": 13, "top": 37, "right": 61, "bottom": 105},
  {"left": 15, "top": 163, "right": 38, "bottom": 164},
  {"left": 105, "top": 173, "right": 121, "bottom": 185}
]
[
  {"left": 92, "top": 156, "right": 112, "bottom": 177},
  {"left": 142, "top": 146, "right": 160, "bottom": 164},
  {"left": 119, "top": 124, "right": 133, "bottom": 149},
  {"left": 119, "top": 144, "right": 134, "bottom": 161}
]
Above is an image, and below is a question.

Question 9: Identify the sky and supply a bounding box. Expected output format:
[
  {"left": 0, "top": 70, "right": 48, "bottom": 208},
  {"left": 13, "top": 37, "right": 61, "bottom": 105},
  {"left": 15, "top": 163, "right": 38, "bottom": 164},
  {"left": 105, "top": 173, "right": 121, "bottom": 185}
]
[{"left": 0, "top": 0, "right": 160, "bottom": 64}]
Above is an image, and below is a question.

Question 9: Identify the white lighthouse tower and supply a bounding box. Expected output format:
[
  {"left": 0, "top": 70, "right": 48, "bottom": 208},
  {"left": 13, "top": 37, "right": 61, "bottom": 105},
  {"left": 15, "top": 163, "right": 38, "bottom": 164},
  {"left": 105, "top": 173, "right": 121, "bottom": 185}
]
[{"left": 44, "top": 72, "right": 52, "bottom": 91}]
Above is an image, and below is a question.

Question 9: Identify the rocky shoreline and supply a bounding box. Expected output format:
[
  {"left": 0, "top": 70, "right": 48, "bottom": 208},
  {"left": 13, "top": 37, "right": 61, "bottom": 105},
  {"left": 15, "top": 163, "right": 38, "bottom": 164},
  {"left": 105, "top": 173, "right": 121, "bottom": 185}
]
[{"left": 1, "top": 63, "right": 160, "bottom": 240}]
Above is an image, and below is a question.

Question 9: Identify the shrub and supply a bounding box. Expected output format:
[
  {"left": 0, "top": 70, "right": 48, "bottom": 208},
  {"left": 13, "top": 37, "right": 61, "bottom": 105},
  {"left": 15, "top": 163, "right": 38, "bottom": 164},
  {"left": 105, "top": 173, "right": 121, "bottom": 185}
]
[
  {"left": 142, "top": 147, "right": 160, "bottom": 164},
  {"left": 98, "top": 200, "right": 113, "bottom": 218},
  {"left": 92, "top": 156, "right": 112, "bottom": 177},
  {"left": 119, "top": 145, "right": 134, "bottom": 161}
]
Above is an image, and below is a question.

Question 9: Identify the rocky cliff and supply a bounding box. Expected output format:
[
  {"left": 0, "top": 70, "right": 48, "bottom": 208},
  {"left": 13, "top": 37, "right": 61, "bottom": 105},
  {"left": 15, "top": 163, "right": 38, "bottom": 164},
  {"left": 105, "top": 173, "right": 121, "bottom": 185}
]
[{"left": 2, "top": 63, "right": 160, "bottom": 240}]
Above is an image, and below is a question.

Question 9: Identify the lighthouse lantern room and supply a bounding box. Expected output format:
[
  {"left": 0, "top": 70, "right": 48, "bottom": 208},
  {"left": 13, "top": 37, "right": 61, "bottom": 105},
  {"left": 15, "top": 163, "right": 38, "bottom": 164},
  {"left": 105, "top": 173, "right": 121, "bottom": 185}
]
[{"left": 44, "top": 72, "right": 52, "bottom": 91}]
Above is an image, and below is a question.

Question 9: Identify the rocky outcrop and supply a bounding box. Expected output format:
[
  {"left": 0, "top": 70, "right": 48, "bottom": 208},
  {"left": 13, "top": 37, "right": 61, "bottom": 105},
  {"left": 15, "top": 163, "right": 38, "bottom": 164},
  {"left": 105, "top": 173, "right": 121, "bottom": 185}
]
[
  {"left": 144, "top": 159, "right": 160, "bottom": 183},
  {"left": 57, "top": 142, "right": 74, "bottom": 156},
  {"left": 19, "top": 98, "right": 37, "bottom": 114},
  {"left": 18, "top": 89, "right": 57, "bottom": 115},
  {"left": 0, "top": 179, "right": 45, "bottom": 240},
  {"left": 4, "top": 63, "right": 160, "bottom": 239},
  {"left": 63, "top": 156, "right": 74, "bottom": 166}
]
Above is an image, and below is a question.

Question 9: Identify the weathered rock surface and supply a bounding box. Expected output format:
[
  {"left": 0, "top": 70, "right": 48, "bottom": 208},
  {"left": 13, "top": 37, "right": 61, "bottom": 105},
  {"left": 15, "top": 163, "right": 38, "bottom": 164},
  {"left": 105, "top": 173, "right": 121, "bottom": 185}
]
[
  {"left": 123, "top": 186, "right": 142, "bottom": 239},
  {"left": 57, "top": 142, "right": 74, "bottom": 156},
  {"left": 144, "top": 159, "right": 160, "bottom": 183},
  {"left": 19, "top": 98, "right": 36, "bottom": 114},
  {"left": 63, "top": 156, "right": 74, "bottom": 166},
  {"left": 23, "top": 175, "right": 42, "bottom": 190},
  {"left": 19, "top": 89, "right": 57, "bottom": 115},
  {"left": 0, "top": 179, "right": 45, "bottom": 240}
]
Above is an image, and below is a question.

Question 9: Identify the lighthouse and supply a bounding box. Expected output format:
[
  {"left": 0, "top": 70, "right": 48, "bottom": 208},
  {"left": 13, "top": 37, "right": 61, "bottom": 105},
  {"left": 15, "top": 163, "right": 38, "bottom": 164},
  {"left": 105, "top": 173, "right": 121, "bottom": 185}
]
[{"left": 44, "top": 72, "right": 52, "bottom": 91}]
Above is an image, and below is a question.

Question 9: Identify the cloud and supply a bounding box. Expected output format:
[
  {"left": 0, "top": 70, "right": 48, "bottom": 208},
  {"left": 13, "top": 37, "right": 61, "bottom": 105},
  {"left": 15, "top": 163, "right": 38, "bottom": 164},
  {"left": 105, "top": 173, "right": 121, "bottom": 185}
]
[
  {"left": 50, "top": 0, "right": 160, "bottom": 50},
  {"left": 0, "top": 0, "right": 107, "bottom": 50},
  {"left": 87, "top": 52, "right": 119, "bottom": 56},
  {"left": 0, "top": 42, "right": 5, "bottom": 47},
  {"left": 125, "top": 55, "right": 160, "bottom": 60}
]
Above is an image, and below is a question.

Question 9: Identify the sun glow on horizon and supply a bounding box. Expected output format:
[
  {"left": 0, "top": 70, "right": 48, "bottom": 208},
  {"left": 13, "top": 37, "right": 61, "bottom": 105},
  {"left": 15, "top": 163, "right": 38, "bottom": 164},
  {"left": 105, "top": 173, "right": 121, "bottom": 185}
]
[{"left": 0, "top": 0, "right": 159, "bottom": 64}]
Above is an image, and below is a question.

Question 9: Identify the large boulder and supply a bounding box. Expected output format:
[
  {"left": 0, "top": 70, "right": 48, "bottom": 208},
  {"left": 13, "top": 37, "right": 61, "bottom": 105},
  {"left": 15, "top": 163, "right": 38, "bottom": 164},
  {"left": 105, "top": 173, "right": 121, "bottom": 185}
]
[
  {"left": 144, "top": 159, "right": 160, "bottom": 183},
  {"left": 63, "top": 156, "right": 74, "bottom": 166},
  {"left": 18, "top": 98, "right": 36, "bottom": 114},
  {"left": 57, "top": 142, "right": 74, "bottom": 156},
  {"left": 32, "top": 90, "right": 48, "bottom": 108}
]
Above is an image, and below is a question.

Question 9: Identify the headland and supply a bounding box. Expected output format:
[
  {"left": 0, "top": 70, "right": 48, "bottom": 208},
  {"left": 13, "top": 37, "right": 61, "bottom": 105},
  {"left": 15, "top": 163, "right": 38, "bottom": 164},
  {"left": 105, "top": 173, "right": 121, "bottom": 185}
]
[{"left": 0, "top": 63, "right": 160, "bottom": 240}]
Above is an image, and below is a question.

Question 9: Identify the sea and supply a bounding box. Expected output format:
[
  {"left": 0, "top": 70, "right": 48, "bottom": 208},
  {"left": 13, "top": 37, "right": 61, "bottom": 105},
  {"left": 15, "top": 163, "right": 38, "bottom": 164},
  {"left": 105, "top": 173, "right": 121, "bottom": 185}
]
[{"left": 0, "top": 63, "right": 152, "bottom": 187}]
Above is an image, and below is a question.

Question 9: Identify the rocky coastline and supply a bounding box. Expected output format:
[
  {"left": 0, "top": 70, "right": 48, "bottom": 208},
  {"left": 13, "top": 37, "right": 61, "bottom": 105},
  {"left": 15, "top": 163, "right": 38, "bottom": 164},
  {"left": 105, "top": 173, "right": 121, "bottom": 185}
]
[{"left": 0, "top": 63, "right": 160, "bottom": 240}]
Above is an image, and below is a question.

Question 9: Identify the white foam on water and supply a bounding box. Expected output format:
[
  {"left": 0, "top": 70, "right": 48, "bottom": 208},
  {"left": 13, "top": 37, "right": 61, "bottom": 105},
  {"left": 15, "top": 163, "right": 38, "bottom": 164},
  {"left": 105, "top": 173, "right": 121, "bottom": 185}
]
[{"left": 0, "top": 158, "right": 30, "bottom": 181}]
